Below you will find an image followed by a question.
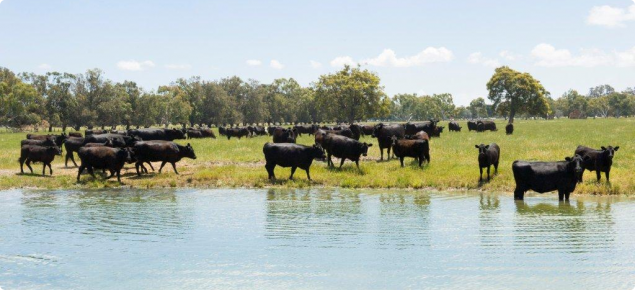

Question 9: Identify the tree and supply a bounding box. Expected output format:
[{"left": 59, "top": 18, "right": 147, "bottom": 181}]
[
  {"left": 468, "top": 97, "right": 488, "bottom": 118},
  {"left": 588, "top": 84, "right": 615, "bottom": 98},
  {"left": 431, "top": 93, "right": 455, "bottom": 119},
  {"left": 314, "top": 65, "right": 388, "bottom": 123},
  {"left": 486, "top": 66, "right": 549, "bottom": 123},
  {"left": 587, "top": 96, "right": 610, "bottom": 117}
]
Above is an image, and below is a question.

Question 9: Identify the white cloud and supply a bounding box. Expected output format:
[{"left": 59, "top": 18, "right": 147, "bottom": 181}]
[
  {"left": 270, "top": 59, "right": 284, "bottom": 69},
  {"left": 499, "top": 50, "right": 520, "bottom": 61},
  {"left": 361, "top": 47, "right": 453, "bottom": 67},
  {"left": 330, "top": 56, "right": 356, "bottom": 67},
  {"left": 117, "top": 60, "right": 155, "bottom": 71},
  {"left": 615, "top": 47, "right": 635, "bottom": 67},
  {"left": 309, "top": 60, "right": 322, "bottom": 68},
  {"left": 467, "top": 52, "right": 500, "bottom": 68},
  {"left": 165, "top": 64, "right": 192, "bottom": 70},
  {"left": 587, "top": 0, "right": 635, "bottom": 28},
  {"left": 531, "top": 43, "right": 613, "bottom": 67},
  {"left": 38, "top": 63, "right": 51, "bottom": 70},
  {"left": 0, "top": 0, "right": 4, "bottom": 4},
  {"left": 246, "top": 59, "right": 262, "bottom": 66}
]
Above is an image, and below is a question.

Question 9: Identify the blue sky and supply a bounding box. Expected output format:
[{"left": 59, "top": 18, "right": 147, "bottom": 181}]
[{"left": 0, "top": 0, "right": 633, "bottom": 105}]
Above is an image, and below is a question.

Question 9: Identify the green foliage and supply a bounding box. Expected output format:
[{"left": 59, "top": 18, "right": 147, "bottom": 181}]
[{"left": 486, "top": 66, "right": 550, "bottom": 122}]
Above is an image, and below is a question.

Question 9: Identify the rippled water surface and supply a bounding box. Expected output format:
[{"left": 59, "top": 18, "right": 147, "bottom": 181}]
[{"left": 1, "top": 189, "right": 635, "bottom": 290}]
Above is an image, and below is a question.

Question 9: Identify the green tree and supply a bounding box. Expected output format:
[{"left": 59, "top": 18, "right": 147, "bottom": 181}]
[
  {"left": 314, "top": 65, "right": 388, "bottom": 123},
  {"left": 468, "top": 97, "right": 488, "bottom": 118},
  {"left": 487, "top": 66, "right": 549, "bottom": 123}
]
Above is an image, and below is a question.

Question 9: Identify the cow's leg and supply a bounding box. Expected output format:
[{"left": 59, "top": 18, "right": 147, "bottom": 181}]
[
  {"left": 558, "top": 190, "right": 564, "bottom": 201},
  {"left": 380, "top": 148, "right": 384, "bottom": 161},
  {"left": 88, "top": 167, "right": 96, "bottom": 179},
  {"left": 19, "top": 158, "right": 25, "bottom": 174},
  {"left": 596, "top": 170, "right": 601, "bottom": 182},
  {"left": 387, "top": 147, "right": 392, "bottom": 159},
  {"left": 479, "top": 167, "right": 483, "bottom": 181},
  {"left": 605, "top": 170, "right": 610, "bottom": 183},
  {"left": 48, "top": 163, "right": 53, "bottom": 175},
  {"left": 565, "top": 191, "right": 571, "bottom": 201},
  {"left": 117, "top": 170, "right": 122, "bottom": 183},
  {"left": 425, "top": 152, "right": 431, "bottom": 163},
  {"left": 135, "top": 162, "right": 141, "bottom": 176},
  {"left": 419, "top": 155, "right": 423, "bottom": 167},
  {"left": 494, "top": 162, "right": 499, "bottom": 174},
  {"left": 171, "top": 162, "right": 179, "bottom": 174},
  {"left": 289, "top": 167, "right": 296, "bottom": 180},
  {"left": 146, "top": 162, "right": 155, "bottom": 172},
  {"left": 265, "top": 164, "right": 275, "bottom": 180},
  {"left": 400, "top": 157, "right": 404, "bottom": 167},
  {"left": 305, "top": 168, "right": 311, "bottom": 181},
  {"left": 514, "top": 188, "right": 524, "bottom": 200},
  {"left": 158, "top": 161, "right": 167, "bottom": 173},
  {"left": 355, "top": 160, "right": 360, "bottom": 170},
  {"left": 339, "top": 158, "right": 346, "bottom": 169},
  {"left": 26, "top": 160, "right": 33, "bottom": 174},
  {"left": 487, "top": 165, "right": 491, "bottom": 181},
  {"left": 327, "top": 153, "right": 333, "bottom": 167},
  {"left": 65, "top": 153, "right": 70, "bottom": 167},
  {"left": 42, "top": 163, "right": 46, "bottom": 176},
  {"left": 77, "top": 165, "right": 85, "bottom": 181}
]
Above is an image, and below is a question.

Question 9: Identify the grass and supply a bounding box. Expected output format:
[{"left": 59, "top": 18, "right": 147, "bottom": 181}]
[{"left": 0, "top": 118, "right": 633, "bottom": 195}]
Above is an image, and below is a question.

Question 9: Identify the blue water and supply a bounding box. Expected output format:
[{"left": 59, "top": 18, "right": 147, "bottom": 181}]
[{"left": 0, "top": 189, "right": 634, "bottom": 290}]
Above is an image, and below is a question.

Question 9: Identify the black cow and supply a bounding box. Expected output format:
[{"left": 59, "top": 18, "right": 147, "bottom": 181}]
[
  {"left": 430, "top": 126, "right": 444, "bottom": 137},
  {"left": 477, "top": 120, "right": 497, "bottom": 132},
  {"left": 372, "top": 123, "right": 405, "bottom": 160},
  {"left": 263, "top": 143, "right": 325, "bottom": 180},
  {"left": 506, "top": 123, "right": 514, "bottom": 135},
  {"left": 84, "top": 138, "right": 114, "bottom": 147},
  {"left": 323, "top": 134, "right": 372, "bottom": 169},
  {"left": 272, "top": 127, "right": 297, "bottom": 143},
  {"left": 63, "top": 137, "right": 84, "bottom": 167},
  {"left": 19, "top": 145, "right": 62, "bottom": 175},
  {"left": 85, "top": 129, "right": 107, "bottom": 136},
  {"left": 21, "top": 138, "right": 57, "bottom": 148},
  {"left": 83, "top": 133, "right": 137, "bottom": 148},
  {"left": 448, "top": 121, "right": 462, "bottom": 132},
  {"left": 574, "top": 145, "right": 619, "bottom": 182},
  {"left": 294, "top": 125, "right": 318, "bottom": 136},
  {"left": 405, "top": 131, "right": 430, "bottom": 141},
  {"left": 128, "top": 128, "right": 186, "bottom": 141},
  {"left": 27, "top": 133, "right": 66, "bottom": 147},
  {"left": 219, "top": 126, "right": 227, "bottom": 136},
  {"left": 392, "top": 136, "right": 429, "bottom": 167},
  {"left": 476, "top": 143, "right": 500, "bottom": 181},
  {"left": 225, "top": 127, "right": 251, "bottom": 140},
  {"left": 512, "top": 155, "right": 586, "bottom": 201},
  {"left": 133, "top": 141, "right": 196, "bottom": 176},
  {"left": 404, "top": 121, "right": 437, "bottom": 136},
  {"left": 69, "top": 132, "right": 83, "bottom": 137},
  {"left": 467, "top": 121, "right": 478, "bottom": 132},
  {"left": 199, "top": 128, "right": 217, "bottom": 139},
  {"left": 187, "top": 129, "right": 204, "bottom": 139},
  {"left": 361, "top": 125, "right": 374, "bottom": 136},
  {"left": 77, "top": 147, "right": 131, "bottom": 183},
  {"left": 348, "top": 124, "right": 362, "bottom": 140}
]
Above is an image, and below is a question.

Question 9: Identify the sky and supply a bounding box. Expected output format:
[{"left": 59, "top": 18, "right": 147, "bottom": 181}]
[{"left": 0, "top": 0, "right": 633, "bottom": 106}]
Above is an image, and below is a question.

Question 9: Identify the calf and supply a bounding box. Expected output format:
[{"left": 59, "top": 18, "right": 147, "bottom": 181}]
[
  {"left": 263, "top": 142, "right": 325, "bottom": 180},
  {"left": 512, "top": 155, "right": 586, "bottom": 201},
  {"left": 392, "top": 136, "right": 429, "bottom": 167},
  {"left": 574, "top": 145, "right": 619, "bottom": 182},
  {"left": 19, "top": 145, "right": 62, "bottom": 175},
  {"left": 77, "top": 147, "right": 131, "bottom": 183},
  {"left": 133, "top": 141, "right": 197, "bottom": 176},
  {"left": 272, "top": 127, "right": 297, "bottom": 143},
  {"left": 506, "top": 123, "right": 514, "bottom": 135},
  {"left": 448, "top": 121, "right": 462, "bottom": 132},
  {"left": 63, "top": 137, "right": 84, "bottom": 167},
  {"left": 324, "top": 134, "right": 372, "bottom": 170},
  {"left": 475, "top": 143, "right": 500, "bottom": 181},
  {"left": 372, "top": 123, "right": 405, "bottom": 160}
]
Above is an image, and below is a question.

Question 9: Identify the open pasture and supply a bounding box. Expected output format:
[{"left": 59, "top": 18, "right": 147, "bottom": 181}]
[{"left": 0, "top": 118, "right": 633, "bottom": 195}]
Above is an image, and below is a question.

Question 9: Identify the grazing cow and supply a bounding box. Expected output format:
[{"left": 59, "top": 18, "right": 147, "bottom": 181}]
[
  {"left": 475, "top": 143, "right": 500, "bottom": 181},
  {"left": 69, "top": 132, "right": 83, "bottom": 137},
  {"left": 323, "top": 134, "right": 372, "bottom": 169},
  {"left": 448, "top": 121, "right": 462, "bottom": 132},
  {"left": 19, "top": 145, "right": 62, "bottom": 175},
  {"left": 199, "top": 128, "right": 217, "bottom": 139},
  {"left": 361, "top": 125, "right": 374, "bottom": 136},
  {"left": 263, "top": 142, "right": 325, "bottom": 180},
  {"left": 272, "top": 127, "right": 297, "bottom": 143},
  {"left": 477, "top": 120, "right": 497, "bottom": 132},
  {"left": 392, "top": 136, "right": 429, "bottom": 167},
  {"left": 574, "top": 145, "right": 619, "bottom": 182},
  {"left": 85, "top": 129, "right": 106, "bottom": 136},
  {"left": 83, "top": 133, "right": 138, "bottom": 148},
  {"left": 225, "top": 127, "right": 251, "bottom": 140},
  {"left": 467, "top": 121, "right": 478, "bottom": 132},
  {"left": 294, "top": 125, "right": 318, "bottom": 136},
  {"left": 63, "top": 137, "right": 84, "bottom": 167},
  {"left": 133, "top": 141, "right": 196, "bottom": 176},
  {"left": 404, "top": 120, "right": 437, "bottom": 136},
  {"left": 406, "top": 131, "right": 430, "bottom": 141},
  {"left": 187, "top": 129, "right": 204, "bottom": 139},
  {"left": 512, "top": 155, "right": 586, "bottom": 201},
  {"left": 219, "top": 126, "right": 227, "bottom": 136},
  {"left": 27, "top": 133, "right": 66, "bottom": 147},
  {"left": 506, "top": 123, "right": 514, "bottom": 135},
  {"left": 372, "top": 123, "right": 405, "bottom": 160},
  {"left": 128, "top": 128, "right": 186, "bottom": 141},
  {"left": 430, "top": 126, "right": 444, "bottom": 137},
  {"left": 77, "top": 147, "right": 131, "bottom": 183}
]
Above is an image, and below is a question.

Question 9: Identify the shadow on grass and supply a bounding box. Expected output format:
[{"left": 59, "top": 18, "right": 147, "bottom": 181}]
[{"left": 16, "top": 172, "right": 54, "bottom": 178}]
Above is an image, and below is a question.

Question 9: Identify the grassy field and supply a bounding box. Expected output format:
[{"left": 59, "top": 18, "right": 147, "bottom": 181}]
[{"left": 0, "top": 118, "right": 633, "bottom": 195}]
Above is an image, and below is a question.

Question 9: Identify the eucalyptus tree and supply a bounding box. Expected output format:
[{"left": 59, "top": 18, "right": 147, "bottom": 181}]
[{"left": 486, "top": 66, "right": 549, "bottom": 123}]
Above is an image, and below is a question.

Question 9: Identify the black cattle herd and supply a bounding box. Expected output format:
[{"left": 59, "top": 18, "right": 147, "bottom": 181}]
[{"left": 18, "top": 120, "right": 619, "bottom": 201}]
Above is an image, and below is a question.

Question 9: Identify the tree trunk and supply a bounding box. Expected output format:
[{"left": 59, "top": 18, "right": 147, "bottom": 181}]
[
  {"left": 509, "top": 108, "right": 516, "bottom": 124},
  {"left": 49, "top": 125, "right": 53, "bottom": 132}
]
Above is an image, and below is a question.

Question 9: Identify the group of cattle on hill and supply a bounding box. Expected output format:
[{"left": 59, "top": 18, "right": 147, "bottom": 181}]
[
  {"left": 17, "top": 120, "right": 619, "bottom": 201},
  {"left": 19, "top": 128, "right": 196, "bottom": 182}
]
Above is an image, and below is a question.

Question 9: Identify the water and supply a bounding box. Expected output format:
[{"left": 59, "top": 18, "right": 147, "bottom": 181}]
[{"left": 1, "top": 189, "right": 634, "bottom": 290}]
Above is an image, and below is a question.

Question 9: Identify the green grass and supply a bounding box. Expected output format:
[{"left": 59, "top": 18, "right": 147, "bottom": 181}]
[{"left": 1, "top": 118, "right": 634, "bottom": 195}]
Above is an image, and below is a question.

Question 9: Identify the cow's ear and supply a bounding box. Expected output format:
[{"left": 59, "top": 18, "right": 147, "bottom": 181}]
[
  {"left": 614, "top": 146, "right": 619, "bottom": 151},
  {"left": 601, "top": 146, "right": 607, "bottom": 150},
  {"left": 187, "top": 143, "right": 191, "bottom": 147},
  {"left": 565, "top": 157, "right": 572, "bottom": 161},
  {"left": 485, "top": 145, "right": 490, "bottom": 149},
  {"left": 474, "top": 145, "right": 479, "bottom": 149},
  {"left": 367, "top": 143, "right": 373, "bottom": 147}
]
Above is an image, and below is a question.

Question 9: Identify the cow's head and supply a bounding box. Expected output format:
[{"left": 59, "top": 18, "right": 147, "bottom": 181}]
[
  {"left": 116, "top": 148, "right": 132, "bottom": 163},
  {"left": 600, "top": 146, "right": 619, "bottom": 161},
  {"left": 565, "top": 154, "right": 585, "bottom": 181},
  {"left": 371, "top": 123, "right": 384, "bottom": 138},
  {"left": 311, "top": 144, "right": 326, "bottom": 161},
  {"left": 48, "top": 146, "right": 63, "bottom": 156},
  {"left": 475, "top": 144, "right": 490, "bottom": 156},
  {"left": 359, "top": 142, "right": 373, "bottom": 156},
  {"left": 180, "top": 143, "right": 197, "bottom": 160}
]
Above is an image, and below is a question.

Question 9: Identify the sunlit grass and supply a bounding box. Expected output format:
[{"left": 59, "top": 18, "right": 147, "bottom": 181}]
[{"left": 0, "top": 118, "right": 633, "bottom": 195}]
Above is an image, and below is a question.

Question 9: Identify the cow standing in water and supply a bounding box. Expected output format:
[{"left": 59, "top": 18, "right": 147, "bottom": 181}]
[{"left": 512, "top": 155, "right": 586, "bottom": 201}]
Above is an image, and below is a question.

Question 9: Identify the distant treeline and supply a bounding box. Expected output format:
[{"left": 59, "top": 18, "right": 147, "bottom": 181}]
[{"left": 1, "top": 65, "right": 633, "bottom": 132}]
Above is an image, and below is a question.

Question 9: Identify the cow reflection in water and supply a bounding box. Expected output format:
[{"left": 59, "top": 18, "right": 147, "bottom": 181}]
[{"left": 513, "top": 200, "right": 615, "bottom": 253}]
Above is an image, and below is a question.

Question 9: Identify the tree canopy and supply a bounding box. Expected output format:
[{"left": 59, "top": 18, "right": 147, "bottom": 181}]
[{"left": 486, "top": 66, "right": 550, "bottom": 123}]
